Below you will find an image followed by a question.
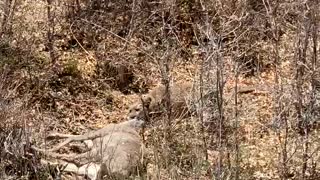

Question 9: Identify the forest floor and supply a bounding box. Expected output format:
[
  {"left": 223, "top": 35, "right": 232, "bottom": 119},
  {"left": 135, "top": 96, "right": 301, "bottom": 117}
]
[{"left": 1, "top": 1, "right": 320, "bottom": 179}]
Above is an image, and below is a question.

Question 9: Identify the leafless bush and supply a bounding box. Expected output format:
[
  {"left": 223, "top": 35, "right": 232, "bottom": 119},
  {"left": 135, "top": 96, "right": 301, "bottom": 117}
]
[
  {"left": 0, "top": 0, "right": 319, "bottom": 179},
  {"left": 0, "top": 67, "right": 50, "bottom": 179}
]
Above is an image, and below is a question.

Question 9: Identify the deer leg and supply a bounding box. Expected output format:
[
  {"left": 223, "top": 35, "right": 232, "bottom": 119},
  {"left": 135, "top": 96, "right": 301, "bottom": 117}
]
[
  {"left": 33, "top": 145, "right": 100, "bottom": 167},
  {"left": 78, "top": 163, "right": 101, "bottom": 180},
  {"left": 46, "top": 132, "right": 78, "bottom": 140},
  {"left": 40, "top": 159, "right": 100, "bottom": 180}
]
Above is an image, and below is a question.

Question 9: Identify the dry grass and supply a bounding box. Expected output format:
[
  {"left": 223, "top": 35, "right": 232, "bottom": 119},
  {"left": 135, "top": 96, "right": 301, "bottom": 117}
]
[{"left": 1, "top": 0, "right": 320, "bottom": 179}]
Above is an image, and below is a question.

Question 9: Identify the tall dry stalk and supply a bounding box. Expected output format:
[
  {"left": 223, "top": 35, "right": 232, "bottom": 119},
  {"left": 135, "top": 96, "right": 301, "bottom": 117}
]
[
  {"left": 215, "top": 37, "right": 225, "bottom": 180},
  {"left": 233, "top": 60, "right": 240, "bottom": 180},
  {"left": 295, "top": 8, "right": 311, "bottom": 179},
  {"left": 159, "top": 53, "right": 173, "bottom": 170},
  {"left": 46, "top": 0, "right": 57, "bottom": 64},
  {"left": 262, "top": 0, "right": 290, "bottom": 178}
]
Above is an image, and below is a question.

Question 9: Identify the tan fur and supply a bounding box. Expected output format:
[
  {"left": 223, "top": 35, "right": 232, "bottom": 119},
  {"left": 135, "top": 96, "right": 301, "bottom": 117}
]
[
  {"left": 34, "top": 119, "right": 144, "bottom": 152},
  {"left": 32, "top": 120, "right": 146, "bottom": 179},
  {"left": 127, "top": 82, "right": 270, "bottom": 122},
  {"left": 127, "top": 81, "right": 194, "bottom": 121}
]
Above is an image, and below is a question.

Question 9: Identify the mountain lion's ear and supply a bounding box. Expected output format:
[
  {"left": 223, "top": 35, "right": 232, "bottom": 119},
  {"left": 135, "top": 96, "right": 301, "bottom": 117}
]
[{"left": 141, "top": 95, "right": 152, "bottom": 108}]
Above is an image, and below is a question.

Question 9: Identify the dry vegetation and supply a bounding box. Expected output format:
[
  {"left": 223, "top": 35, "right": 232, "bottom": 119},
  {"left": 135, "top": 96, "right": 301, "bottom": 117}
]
[{"left": 0, "top": 0, "right": 320, "bottom": 179}]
